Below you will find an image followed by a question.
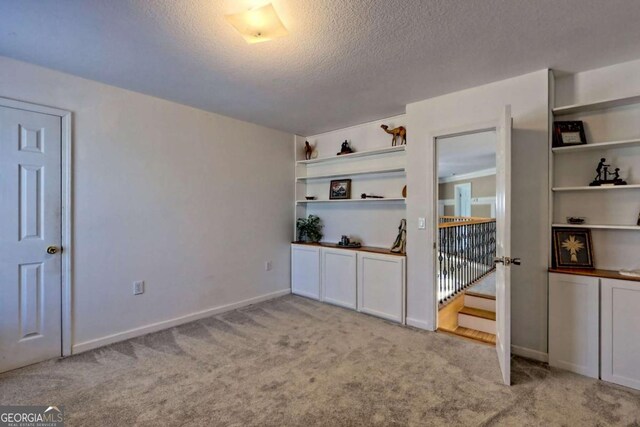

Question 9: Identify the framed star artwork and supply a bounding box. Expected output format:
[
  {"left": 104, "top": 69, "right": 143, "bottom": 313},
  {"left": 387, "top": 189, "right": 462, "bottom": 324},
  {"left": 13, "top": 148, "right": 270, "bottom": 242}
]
[{"left": 552, "top": 228, "right": 594, "bottom": 269}]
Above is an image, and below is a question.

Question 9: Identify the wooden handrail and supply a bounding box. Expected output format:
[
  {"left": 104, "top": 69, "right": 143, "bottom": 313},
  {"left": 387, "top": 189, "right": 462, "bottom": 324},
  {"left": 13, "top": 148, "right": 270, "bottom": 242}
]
[{"left": 439, "top": 217, "right": 495, "bottom": 228}]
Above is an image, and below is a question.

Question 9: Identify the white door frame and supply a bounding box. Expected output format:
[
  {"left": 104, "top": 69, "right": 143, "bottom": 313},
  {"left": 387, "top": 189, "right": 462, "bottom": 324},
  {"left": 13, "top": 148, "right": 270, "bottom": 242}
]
[
  {"left": 0, "top": 97, "right": 73, "bottom": 357},
  {"left": 431, "top": 121, "right": 498, "bottom": 330}
]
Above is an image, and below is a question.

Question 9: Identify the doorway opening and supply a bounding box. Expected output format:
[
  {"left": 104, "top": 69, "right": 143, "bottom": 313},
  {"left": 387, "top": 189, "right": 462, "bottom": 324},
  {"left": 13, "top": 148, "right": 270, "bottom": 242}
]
[{"left": 435, "top": 129, "right": 497, "bottom": 345}]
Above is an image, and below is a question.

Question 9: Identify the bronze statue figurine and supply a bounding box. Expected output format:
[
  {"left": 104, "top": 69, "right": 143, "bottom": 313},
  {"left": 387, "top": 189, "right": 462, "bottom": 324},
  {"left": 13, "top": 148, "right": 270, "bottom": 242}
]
[
  {"left": 304, "top": 141, "right": 313, "bottom": 160},
  {"left": 337, "top": 140, "right": 353, "bottom": 155}
]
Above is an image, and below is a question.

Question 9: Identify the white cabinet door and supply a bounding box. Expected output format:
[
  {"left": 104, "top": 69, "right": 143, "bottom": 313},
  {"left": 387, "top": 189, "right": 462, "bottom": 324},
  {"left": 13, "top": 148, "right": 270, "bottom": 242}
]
[
  {"left": 357, "top": 252, "right": 405, "bottom": 323},
  {"left": 601, "top": 278, "right": 640, "bottom": 390},
  {"left": 548, "top": 273, "right": 599, "bottom": 378},
  {"left": 291, "top": 245, "right": 320, "bottom": 300},
  {"left": 321, "top": 248, "right": 357, "bottom": 309}
]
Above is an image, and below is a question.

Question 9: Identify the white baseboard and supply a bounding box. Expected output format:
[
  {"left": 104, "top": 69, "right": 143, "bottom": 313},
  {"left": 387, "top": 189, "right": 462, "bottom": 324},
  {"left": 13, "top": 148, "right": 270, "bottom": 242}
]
[
  {"left": 511, "top": 344, "right": 548, "bottom": 363},
  {"left": 406, "top": 317, "right": 435, "bottom": 331},
  {"left": 72, "top": 288, "right": 291, "bottom": 354}
]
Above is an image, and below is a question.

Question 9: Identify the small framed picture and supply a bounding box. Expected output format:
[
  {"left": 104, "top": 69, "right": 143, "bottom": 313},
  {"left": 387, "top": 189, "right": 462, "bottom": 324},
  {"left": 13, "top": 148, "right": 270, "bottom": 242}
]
[
  {"left": 553, "top": 121, "right": 587, "bottom": 147},
  {"left": 552, "top": 228, "right": 594, "bottom": 268},
  {"left": 329, "top": 179, "right": 351, "bottom": 200}
]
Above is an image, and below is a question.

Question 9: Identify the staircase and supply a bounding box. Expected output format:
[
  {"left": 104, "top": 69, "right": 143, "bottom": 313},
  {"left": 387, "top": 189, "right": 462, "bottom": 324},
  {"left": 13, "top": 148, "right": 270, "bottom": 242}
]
[{"left": 438, "top": 285, "right": 496, "bottom": 345}]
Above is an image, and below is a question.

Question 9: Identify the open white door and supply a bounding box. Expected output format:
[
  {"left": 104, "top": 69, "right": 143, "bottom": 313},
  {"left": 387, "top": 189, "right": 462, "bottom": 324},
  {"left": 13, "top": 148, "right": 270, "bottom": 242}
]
[{"left": 495, "top": 105, "right": 516, "bottom": 385}]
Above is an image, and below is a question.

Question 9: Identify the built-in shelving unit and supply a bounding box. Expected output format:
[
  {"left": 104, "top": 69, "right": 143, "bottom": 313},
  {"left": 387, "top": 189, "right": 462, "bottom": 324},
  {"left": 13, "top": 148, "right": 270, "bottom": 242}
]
[
  {"left": 550, "top": 87, "right": 640, "bottom": 270},
  {"left": 295, "top": 141, "right": 407, "bottom": 216},
  {"left": 294, "top": 116, "right": 408, "bottom": 246},
  {"left": 548, "top": 72, "right": 640, "bottom": 394}
]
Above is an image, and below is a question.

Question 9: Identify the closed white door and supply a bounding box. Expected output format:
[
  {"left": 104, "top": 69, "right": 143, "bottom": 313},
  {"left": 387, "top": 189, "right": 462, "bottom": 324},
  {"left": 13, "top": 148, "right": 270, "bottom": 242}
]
[
  {"left": 0, "top": 105, "right": 62, "bottom": 373},
  {"left": 495, "top": 105, "right": 513, "bottom": 385},
  {"left": 454, "top": 183, "right": 471, "bottom": 217}
]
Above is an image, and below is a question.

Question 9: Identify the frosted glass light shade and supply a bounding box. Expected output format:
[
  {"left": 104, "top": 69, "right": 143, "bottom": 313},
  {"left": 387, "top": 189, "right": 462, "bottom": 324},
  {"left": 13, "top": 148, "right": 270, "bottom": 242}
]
[{"left": 225, "top": 3, "right": 288, "bottom": 44}]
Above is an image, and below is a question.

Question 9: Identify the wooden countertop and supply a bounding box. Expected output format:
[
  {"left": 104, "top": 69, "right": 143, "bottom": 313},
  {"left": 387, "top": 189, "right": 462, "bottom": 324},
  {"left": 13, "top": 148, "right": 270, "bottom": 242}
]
[
  {"left": 292, "top": 242, "right": 406, "bottom": 257},
  {"left": 549, "top": 267, "right": 640, "bottom": 283}
]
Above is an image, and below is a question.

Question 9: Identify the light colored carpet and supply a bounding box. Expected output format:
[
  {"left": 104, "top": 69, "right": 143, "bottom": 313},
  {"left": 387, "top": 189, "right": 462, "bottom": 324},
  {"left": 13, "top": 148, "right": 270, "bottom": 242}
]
[
  {"left": 467, "top": 273, "right": 496, "bottom": 298},
  {"left": 1, "top": 295, "right": 639, "bottom": 426}
]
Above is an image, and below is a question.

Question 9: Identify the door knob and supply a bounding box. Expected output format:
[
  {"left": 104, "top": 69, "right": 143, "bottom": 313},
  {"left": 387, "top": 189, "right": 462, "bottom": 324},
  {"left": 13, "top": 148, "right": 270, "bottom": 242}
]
[
  {"left": 494, "top": 256, "right": 521, "bottom": 266},
  {"left": 46, "top": 246, "right": 59, "bottom": 255}
]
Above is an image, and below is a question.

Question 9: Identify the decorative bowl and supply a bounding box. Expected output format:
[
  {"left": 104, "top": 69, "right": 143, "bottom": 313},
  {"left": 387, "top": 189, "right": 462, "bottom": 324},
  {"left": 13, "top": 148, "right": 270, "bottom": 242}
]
[{"left": 566, "top": 216, "right": 586, "bottom": 225}]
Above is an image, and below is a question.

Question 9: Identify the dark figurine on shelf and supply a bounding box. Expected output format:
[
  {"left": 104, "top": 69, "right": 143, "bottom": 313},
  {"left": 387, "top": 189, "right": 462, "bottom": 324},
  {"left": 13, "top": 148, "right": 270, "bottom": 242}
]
[
  {"left": 337, "top": 140, "right": 353, "bottom": 155},
  {"left": 590, "top": 158, "right": 627, "bottom": 186},
  {"left": 361, "top": 193, "right": 384, "bottom": 199},
  {"left": 390, "top": 219, "right": 407, "bottom": 254},
  {"left": 594, "top": 158, "right": 609, "bottom": 181},
  {"left": 304, "top": 141, "right": 313, "bottom": 160},
  {"left": 611, "top": 168, "right": 627, "bottom": 184},
  {"left": 637, "top": 211, "right": 640, "bottom": 226},
  {"left": 338, "top": 235, "right": 361, "bottom": 248}
]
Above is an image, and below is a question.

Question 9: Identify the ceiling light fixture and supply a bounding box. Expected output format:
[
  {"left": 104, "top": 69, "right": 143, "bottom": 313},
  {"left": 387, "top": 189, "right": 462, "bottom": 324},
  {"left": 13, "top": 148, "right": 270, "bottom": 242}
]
[{"left": 225, "top": 3, "right": 288, "bottom": 44}]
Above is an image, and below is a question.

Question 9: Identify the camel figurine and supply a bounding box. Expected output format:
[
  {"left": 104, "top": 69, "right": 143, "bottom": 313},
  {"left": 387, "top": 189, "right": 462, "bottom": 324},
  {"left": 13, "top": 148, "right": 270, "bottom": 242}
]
[{"left": 380, "top": 125, "right": 406, "bottom": 146}]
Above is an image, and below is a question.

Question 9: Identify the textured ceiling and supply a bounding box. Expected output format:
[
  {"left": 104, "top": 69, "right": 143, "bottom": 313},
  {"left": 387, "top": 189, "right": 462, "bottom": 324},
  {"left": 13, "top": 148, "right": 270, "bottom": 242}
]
[
  {"left": 2, "top": 0, "right": 640, "bottom": 135},
  {"left": 437, "top": 131, "right": 496, "bottom": 179}
]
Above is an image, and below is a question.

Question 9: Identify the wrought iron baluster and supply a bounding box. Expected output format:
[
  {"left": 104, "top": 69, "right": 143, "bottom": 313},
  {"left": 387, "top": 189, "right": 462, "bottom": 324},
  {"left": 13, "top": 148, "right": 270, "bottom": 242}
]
[{"left": 437, "top": 217, "right": 496, "bottom": 303}]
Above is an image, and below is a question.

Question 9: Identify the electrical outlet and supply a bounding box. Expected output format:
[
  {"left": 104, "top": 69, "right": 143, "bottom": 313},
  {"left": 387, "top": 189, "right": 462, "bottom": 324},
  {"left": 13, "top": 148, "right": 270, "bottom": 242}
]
[
  {"left": 265, "top": 261, "right": 272, "bottom": 271},
  {"left": 133, "top": 280, "right": 145, "bottom": 295}
]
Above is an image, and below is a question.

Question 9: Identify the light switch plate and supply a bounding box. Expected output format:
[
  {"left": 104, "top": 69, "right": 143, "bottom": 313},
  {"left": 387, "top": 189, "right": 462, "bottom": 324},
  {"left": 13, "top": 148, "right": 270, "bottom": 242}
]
[
  {"left": 133, "top": 280, "right": 145, "bottom": 295},
  {"left": 418, "top": 217, "right": 426, "bottom": 229}
]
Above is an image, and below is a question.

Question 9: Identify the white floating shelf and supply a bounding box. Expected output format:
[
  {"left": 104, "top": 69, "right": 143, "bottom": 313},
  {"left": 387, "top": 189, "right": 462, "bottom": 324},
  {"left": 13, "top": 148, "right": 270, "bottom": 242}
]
[
  {"left": 297, "top": 145, "right": 405, "bottom": 165},
  {"left": 552, "top": 138, "right": 640, "bottom": 153},
  {"left": 552, "top": 223, "right": 640, "bottom": 230},
  {"left": 552, "top": 184, "right": 640, "bottom": 192},
  {"left": 296, "top": 198, "right": 406, "bottom": 204},
  {"left": 296, "top": 167, "right": 405, "bottom": 181},
  {"left": 553, "top": 94, "right": 640, "bottom": 116}
]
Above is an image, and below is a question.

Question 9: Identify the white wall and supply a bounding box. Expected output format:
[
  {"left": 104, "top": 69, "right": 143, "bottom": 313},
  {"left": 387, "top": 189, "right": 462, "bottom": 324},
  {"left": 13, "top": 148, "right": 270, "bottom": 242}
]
[
  {"left": 0, "top": 57, "right": 294, "bottom": 351},
  {"left": 405, "top": 70, "right": 550, "bottom": 356},
  {"left": 295, "top": 116, "right": 407, "bottom": 248},
  {"left": 556, "top": 58, "right": 640, "bottom": 107}
]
